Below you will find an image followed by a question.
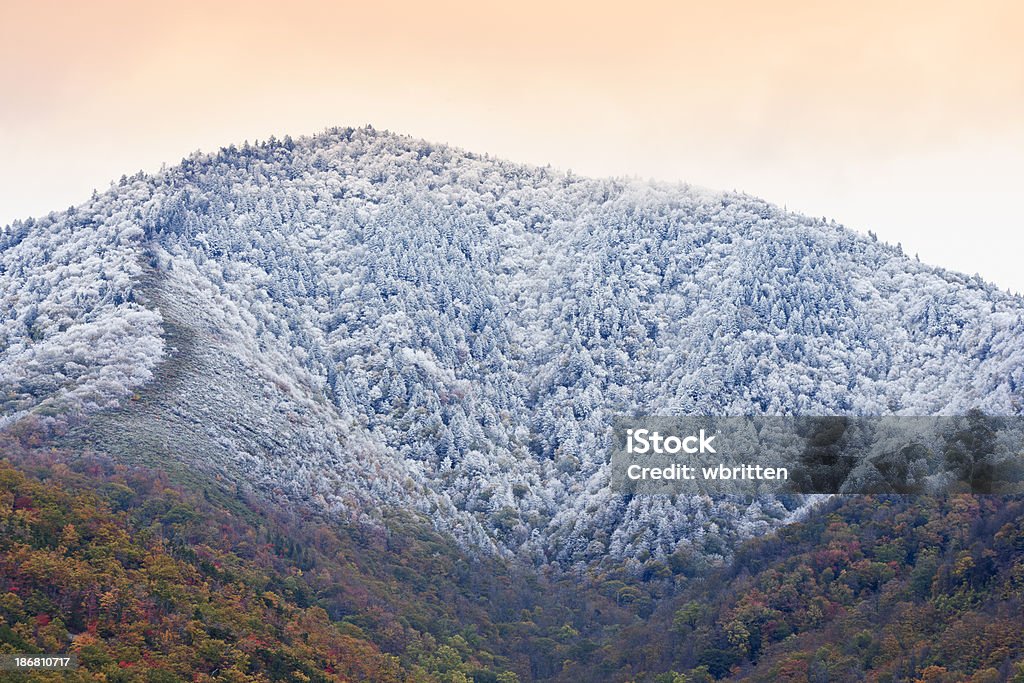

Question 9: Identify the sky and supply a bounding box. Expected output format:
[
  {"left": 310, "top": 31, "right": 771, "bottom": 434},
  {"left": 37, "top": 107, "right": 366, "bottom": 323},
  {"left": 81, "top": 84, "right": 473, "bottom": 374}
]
[{"left": 2, "top": 0, "right": 1022, "bottom": 292}]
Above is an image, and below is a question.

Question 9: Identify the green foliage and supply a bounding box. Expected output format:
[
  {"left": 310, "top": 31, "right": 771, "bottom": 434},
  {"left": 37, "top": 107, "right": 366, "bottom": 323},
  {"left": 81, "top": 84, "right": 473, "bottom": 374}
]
[{"left": 575, "top": 494, "right": 1024, "bottom": 681}]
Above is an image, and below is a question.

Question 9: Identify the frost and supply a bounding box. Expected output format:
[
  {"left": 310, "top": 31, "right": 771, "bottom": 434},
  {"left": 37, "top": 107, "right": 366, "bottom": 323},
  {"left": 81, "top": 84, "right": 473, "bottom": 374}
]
[{"left": 2, "top": 127, "right": 1022, "bottom": 567}]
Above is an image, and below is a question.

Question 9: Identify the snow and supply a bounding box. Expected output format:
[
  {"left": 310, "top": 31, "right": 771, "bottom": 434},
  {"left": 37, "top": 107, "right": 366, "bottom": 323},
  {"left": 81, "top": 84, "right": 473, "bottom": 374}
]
[{"left": 2, "top": 127, "right": 1022, "bottom": 568}]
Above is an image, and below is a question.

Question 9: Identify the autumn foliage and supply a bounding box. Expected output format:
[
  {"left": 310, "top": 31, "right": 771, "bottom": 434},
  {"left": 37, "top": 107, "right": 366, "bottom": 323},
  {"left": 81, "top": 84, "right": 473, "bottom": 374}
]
[{"left": 2, "top": 428, "right": 1023, "bottom": 682}]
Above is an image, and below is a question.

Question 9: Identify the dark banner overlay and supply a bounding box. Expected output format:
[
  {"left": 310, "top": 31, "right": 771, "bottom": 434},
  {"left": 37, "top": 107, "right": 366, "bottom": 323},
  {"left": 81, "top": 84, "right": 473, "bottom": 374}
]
[{"left": 609, "top": 412, "right": 1024, "bottom": 495}]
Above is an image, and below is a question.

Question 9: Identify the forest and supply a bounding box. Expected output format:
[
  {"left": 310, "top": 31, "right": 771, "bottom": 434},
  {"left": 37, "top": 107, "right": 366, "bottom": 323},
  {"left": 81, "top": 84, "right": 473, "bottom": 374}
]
[
  {"left": 2, "top": 127, "right": 1022, "bottom": 571},
  {"left": 2, "top": 423, "right": 1022, "bottom": 682},
  {"left": 2, "top": 127, "right": 1023, "bottom": 681}
]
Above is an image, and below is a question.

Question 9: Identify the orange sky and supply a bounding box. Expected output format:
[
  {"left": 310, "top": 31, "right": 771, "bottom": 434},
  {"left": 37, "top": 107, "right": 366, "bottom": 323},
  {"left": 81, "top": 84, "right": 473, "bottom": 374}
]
[{"left": 2, "top": 0, "right": 1022, "bottom": 290}]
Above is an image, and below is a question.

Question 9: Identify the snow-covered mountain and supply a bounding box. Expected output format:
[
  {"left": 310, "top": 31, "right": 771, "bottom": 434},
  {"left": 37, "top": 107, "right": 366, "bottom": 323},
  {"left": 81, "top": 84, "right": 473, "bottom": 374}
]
[{"left": 2, "top": 127, "right": 1022, "bottom": 568}]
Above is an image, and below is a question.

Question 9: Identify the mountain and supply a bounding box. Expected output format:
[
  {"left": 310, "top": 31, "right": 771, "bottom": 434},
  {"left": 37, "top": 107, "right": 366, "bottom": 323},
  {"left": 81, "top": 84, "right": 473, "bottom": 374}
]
[{"left": 2, "top": 126, "right": 1023, "bottom": 572}]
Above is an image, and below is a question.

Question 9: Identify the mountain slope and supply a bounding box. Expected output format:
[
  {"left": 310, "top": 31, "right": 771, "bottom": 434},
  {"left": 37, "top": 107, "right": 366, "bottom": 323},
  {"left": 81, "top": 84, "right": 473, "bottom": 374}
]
[
  {"left": 2, "top": 433, "right": 1022, "bottom": 682},
  {"left": 2, "top": 127, "right": 1023, "bottom": 568}
]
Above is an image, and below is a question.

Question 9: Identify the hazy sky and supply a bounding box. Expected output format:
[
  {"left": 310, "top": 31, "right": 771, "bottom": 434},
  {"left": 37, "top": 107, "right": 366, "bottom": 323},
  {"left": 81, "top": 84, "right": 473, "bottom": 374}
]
[{"left": 2, "top": 0, "right": 1022, "bottom": 291}]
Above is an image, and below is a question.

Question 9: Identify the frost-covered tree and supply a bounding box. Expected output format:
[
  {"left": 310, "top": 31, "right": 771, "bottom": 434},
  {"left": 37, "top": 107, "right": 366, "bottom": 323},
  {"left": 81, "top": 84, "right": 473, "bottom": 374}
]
[{"left": 2, "top": 126, "right": 1022, "bottom": 569}]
